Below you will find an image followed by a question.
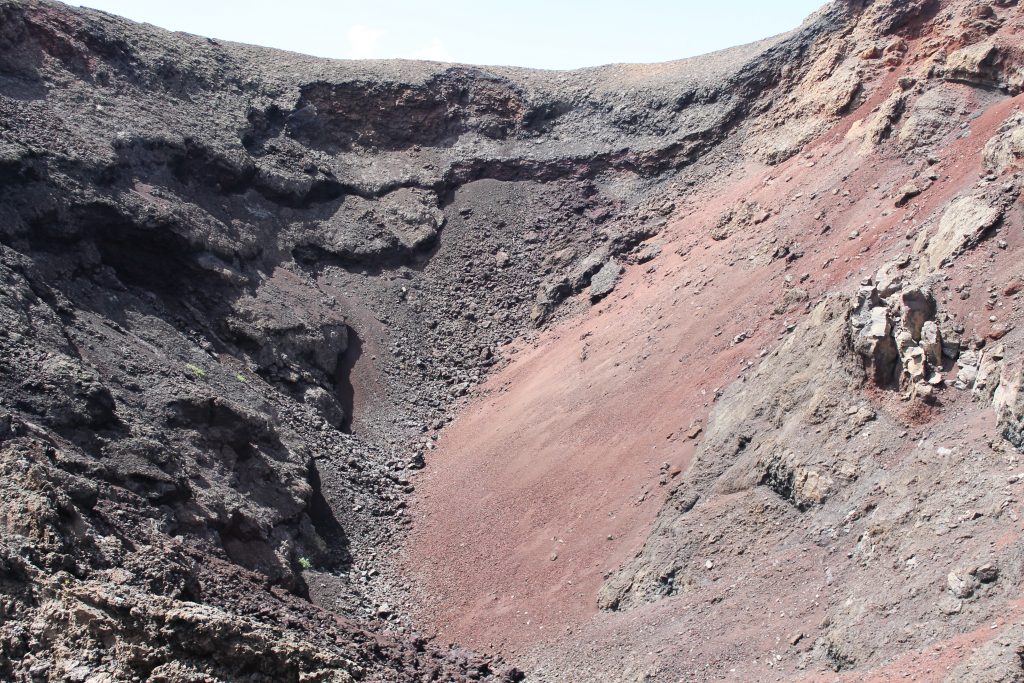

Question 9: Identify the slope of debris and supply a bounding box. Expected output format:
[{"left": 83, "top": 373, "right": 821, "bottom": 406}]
[{"left": 403, "top": 0, "right": 1024, "bottom": 681}]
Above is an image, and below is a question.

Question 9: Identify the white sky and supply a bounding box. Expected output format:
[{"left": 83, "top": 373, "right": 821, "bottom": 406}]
[{"left": 70, "top": 1, "right": 827, "bottom": 70}]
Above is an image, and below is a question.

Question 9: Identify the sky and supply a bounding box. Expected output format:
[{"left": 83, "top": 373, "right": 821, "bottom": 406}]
[{"left": 71, "top": 1, "right": 827, "bottom": 71}]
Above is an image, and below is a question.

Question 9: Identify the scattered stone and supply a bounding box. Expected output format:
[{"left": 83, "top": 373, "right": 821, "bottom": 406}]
[
  {"left": 860, "top": 45, "right": 882, "bottom": 60},
  {"left": 920, "top": 321, "right": 943, "bottom": 367},
  {"left": 947, "top": 569, "right": 979, "bottom": 598},
  {"left": 711, "top": 200, "right": 770, "bottom": 241},
  {"left": 636, "top": 242, "right": 663, "bottom": 264},
  {"left": 589, "top": 259, "right": 623, "bottom": 302},
  {"left": 937, "top": 594, "right": 963, "bottom": 615},
  {"left": 974, "top": 563, "right": 999, "bottom": 584},
  {"left": 895, "top": 182, "right": 924, "bottom": 207}
]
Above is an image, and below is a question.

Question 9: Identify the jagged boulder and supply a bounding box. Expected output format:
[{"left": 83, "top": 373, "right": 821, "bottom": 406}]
[
  {"left": 920, "top": 195, "right": 1003, "bottom": 271},
  {"left": 531, "top": 249, "right": 625, "bottom": 321},
  {"left": 984, "top": 112, "right": 1024, "bottom": 174},
  {"left": 852, "top": 281, "right": 949, "bottom": 397},
  {"left": 304, "top": 386, "right": 347, "bottom": 430},
  {"left": 849, "top": 90, "right": 906, "bottom": 153},
  {"left": 920, "top": 320, "right": 943, "bottom": 366},
  {"left": 760, "top": 449, "right": 835, "bottom": 510},
  {"left": 994, "top": 357, "right": 1024, "bottom": 450},
  {"left": 852, "top": 286, "right": 900, "bottom": 384},
  {"left": 589, "top": 259, "right": 622, "bottom": 302},
  {"left": 314, "top": 188, "right": 446, "bottom": 264},
  {"left": 874, "top": 253, "right": 912, "bottom": 297},
  {"left": 228, "top": 279, "right": 349, "bottom": 387},
  {"left": 899, "top": 286, "right": 937, "bottom": 341}
]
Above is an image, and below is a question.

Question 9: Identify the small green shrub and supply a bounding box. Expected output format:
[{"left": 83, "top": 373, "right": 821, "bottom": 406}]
[
  {"left": 185, "top": 363, "right": 206, "bottom": 379},
  {"left": 298, "top": 556, "right": 313, "bottom": 570},
  {"left": 235, "top": 372, "right": 248, "bottom": 383}
]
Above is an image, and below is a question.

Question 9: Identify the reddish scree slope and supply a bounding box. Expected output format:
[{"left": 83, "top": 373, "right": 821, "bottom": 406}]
[{"left": 403, "top": 74, "right": 1024, "bottom": 675}]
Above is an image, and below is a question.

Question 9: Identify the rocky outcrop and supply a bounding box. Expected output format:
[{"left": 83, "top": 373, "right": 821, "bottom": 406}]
[
  {"left": 984, "top": 111, "right": 1024, "bottom": 174},
  {"left": 920, "top": 194, "right": 1004, "bottom": 271},
  {"left": 935, "top": 40, "right": 1024, "bottom": 94},
  {"left": 599, "top": 295, "right": 883, "bottom": 609},
  {"left": 851, "top": 280, "right": 959, "bottom": 400},
  {"left": 994, "top": 358, "right": 1024, "bottom": 450}
]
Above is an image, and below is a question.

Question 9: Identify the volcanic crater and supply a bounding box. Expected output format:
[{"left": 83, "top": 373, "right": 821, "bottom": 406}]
[{"left": 3, "top": 1, "right": 1024, "bottom": 681}]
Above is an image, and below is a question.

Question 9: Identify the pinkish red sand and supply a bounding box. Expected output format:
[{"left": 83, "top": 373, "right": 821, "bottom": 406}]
[{"left": 402, "top": 83, "right": 1024, "bottom": 675}]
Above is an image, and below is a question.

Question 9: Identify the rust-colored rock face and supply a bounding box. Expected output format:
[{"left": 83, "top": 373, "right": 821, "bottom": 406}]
[{"left": 3, "top": 0, "right": 1024, "bottom": 681}]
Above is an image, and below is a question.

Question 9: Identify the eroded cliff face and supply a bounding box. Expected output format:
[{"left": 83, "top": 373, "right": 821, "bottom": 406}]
[{"left": 2, "top": 0, "right": 1024, "bottom": 681}]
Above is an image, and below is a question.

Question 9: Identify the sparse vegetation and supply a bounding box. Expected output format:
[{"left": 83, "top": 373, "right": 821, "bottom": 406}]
[
  {"left": 298, "top": 556, "right": 313, "bottom": 570},
  {"left": 185, "top": 363, "right": 206, "bottom": 379}
]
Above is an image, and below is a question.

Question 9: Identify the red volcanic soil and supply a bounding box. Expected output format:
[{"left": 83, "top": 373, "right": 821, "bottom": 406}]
[
  {"left": 400, "top": 187, "right": 769, "bottom": 653},
  {"left": 402, "top": 84, "right": 1024, "bottom": 674}
]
